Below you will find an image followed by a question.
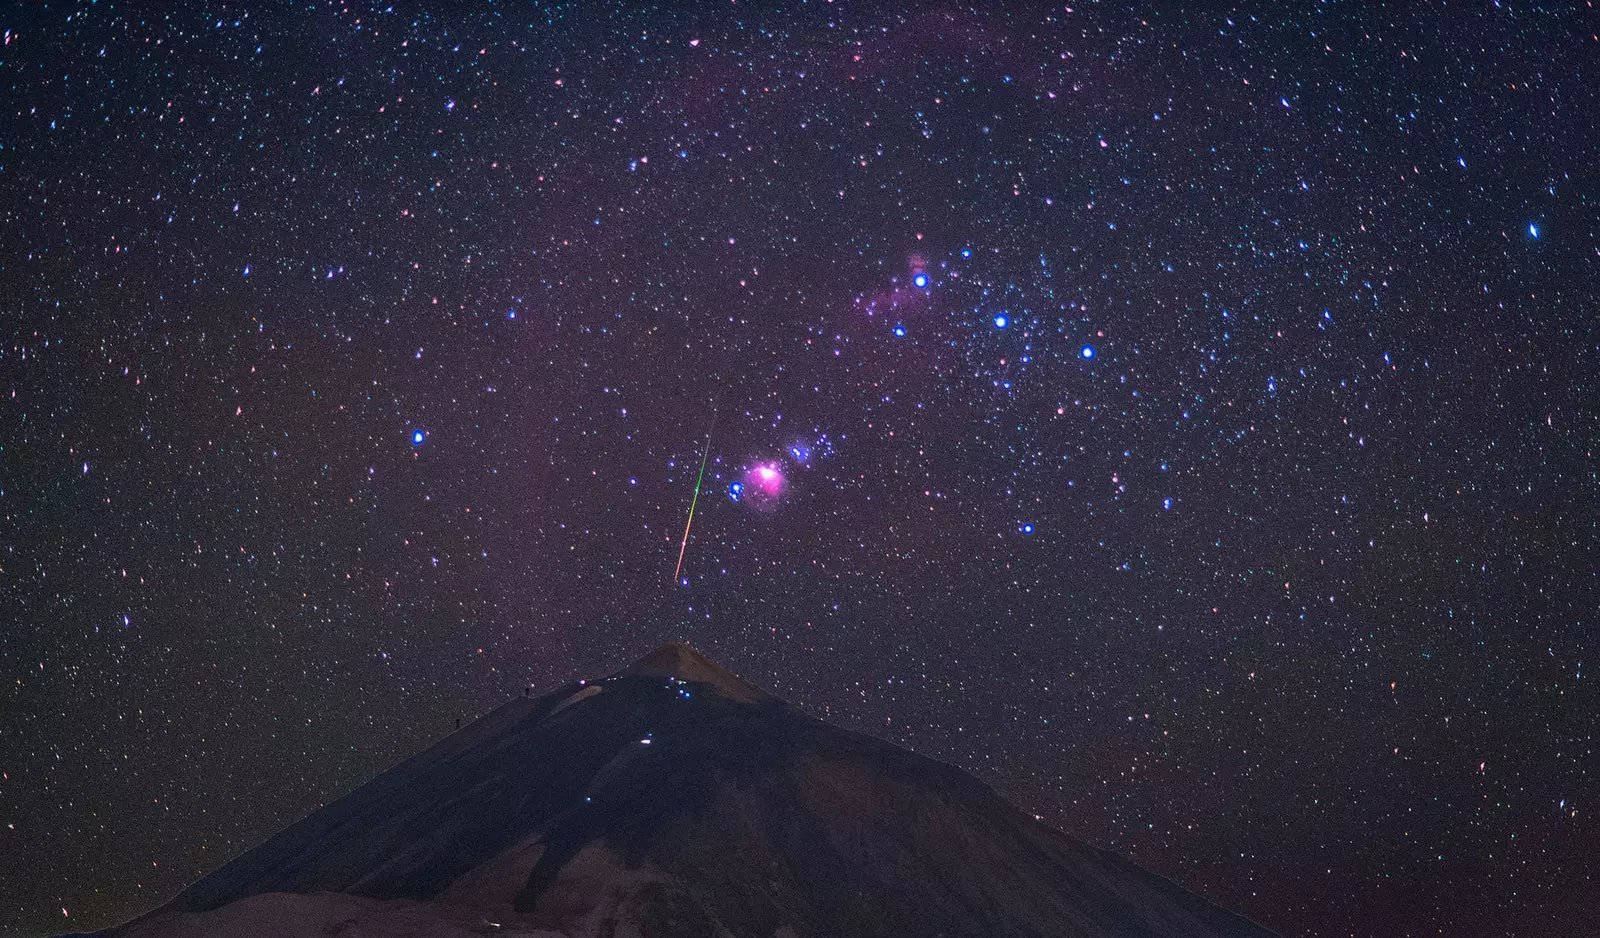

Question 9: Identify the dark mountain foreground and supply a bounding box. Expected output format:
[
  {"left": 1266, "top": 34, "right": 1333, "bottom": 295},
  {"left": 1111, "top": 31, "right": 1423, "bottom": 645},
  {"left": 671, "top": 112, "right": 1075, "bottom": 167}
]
[{"left": 73, "top": 642, "right": 1276, "bottom": 937}]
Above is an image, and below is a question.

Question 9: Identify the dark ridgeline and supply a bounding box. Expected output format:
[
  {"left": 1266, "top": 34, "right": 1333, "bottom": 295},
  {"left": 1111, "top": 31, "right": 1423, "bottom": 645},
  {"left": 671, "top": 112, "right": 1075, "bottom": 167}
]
[{"left": 76, "top": 643, "right": 1276, "bottom": 937}]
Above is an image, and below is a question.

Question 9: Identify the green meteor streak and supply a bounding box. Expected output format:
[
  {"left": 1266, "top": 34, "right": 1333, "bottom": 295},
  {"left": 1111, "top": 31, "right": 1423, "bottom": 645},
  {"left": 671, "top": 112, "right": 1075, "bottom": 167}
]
[{"left": 673, "top": 429, "right": 714, "bottom": 583}]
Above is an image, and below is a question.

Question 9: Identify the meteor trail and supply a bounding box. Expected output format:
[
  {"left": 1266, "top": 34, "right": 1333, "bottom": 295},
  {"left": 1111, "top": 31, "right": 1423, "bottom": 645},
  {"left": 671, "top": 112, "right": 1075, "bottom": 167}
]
[{"left": 673, "top": 420, "right": 715, "bottom": 583}]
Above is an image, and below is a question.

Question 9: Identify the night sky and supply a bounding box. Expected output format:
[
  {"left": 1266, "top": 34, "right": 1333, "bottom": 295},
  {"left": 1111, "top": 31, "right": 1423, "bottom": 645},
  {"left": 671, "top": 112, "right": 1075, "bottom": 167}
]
[{"left": 4, "top": 3, "right": 1598, "bottom": 935}]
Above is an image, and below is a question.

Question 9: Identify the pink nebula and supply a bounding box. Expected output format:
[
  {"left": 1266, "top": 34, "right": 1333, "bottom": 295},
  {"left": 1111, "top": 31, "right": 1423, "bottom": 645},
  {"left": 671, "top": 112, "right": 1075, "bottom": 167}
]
[{"left": 741, "top": 462, "right": 786, "bottom": 510}]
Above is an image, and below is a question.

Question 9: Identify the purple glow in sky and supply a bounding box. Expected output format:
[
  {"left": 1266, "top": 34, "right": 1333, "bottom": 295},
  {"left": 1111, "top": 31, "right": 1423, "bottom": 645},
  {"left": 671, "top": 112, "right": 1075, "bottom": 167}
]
[{"left": 740, "top": 462, "right": 786, "bottom": 510}]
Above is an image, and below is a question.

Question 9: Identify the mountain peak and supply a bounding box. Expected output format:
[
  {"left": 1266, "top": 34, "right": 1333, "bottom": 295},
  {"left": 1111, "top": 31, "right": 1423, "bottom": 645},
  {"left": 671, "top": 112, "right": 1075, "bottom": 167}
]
[
  {"left": 620, "top": 640, "right": 773, "bottom": 704},
  {"left": 91, "top": 639, "right": 1277, "bottom": 938}
]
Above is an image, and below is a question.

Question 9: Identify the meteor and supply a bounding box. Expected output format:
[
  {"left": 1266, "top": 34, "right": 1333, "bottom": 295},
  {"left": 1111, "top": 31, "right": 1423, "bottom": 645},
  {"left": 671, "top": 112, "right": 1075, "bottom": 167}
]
[{"left": 673, "top": 421, "right": 715, "bottom": 584}]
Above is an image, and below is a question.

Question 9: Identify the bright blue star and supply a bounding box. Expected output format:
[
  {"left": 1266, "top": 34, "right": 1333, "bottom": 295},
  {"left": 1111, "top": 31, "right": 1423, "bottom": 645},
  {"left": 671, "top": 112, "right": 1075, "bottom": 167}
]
[
  {"left": 1080, "top": 344, "right": 1095, "bottom": 359},
  {"left": 993, "top": 314, "right": 1009, "bottom": 329},
  {"left": 411, "top": 429, "right": 426, "bottom": 446},
  {"left": 507, "top": 308, "right": 517, "bottom": 319},
  {"left": 1019, "top": 523, "right": 1035, "bottom": 535},
  {"left": 961, "top": 248, "right": 972, "bottom": 258},
  {"left": 912, "top": 272, "right": 929, "bottom": 288},
  {"left": 893, "top": 324, "right": 906, "bottom": 337},
  {"left": 728, "top": 481, "right": 744, "bottom": 501},
  {"left": 1529, "top": 223, "right": 1540, "bottom": 238}
]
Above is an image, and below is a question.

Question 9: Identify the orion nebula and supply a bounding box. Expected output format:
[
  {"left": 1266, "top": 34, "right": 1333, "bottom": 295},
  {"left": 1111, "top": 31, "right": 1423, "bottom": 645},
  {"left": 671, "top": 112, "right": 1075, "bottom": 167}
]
[{"left": 739, "top": 462, "right": 787, "bottom": 511}]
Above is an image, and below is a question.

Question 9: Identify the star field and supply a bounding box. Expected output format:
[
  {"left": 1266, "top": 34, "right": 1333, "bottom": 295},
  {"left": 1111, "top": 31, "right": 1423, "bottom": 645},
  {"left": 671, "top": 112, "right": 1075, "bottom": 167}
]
[{"left": 3, "top": 3, "right": 1598, "bottom": 935}]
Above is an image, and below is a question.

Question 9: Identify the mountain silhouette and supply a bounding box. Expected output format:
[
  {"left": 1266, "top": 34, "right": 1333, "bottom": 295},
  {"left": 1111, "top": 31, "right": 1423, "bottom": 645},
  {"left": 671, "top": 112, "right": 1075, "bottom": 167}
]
[{"left": 77, "top": 642, "right": 1275, "bottom": 937}]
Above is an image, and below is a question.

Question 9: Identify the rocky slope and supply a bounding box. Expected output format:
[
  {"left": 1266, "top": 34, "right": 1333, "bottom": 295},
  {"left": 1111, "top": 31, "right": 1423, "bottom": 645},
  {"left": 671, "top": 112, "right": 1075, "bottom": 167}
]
[{"left": 77, "top": 642, "right": 1275, "bottom": 938}]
